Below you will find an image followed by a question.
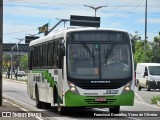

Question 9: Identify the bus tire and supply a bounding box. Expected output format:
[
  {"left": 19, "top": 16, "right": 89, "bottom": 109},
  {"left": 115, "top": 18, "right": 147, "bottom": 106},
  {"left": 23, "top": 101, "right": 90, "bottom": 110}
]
[
  {"left": 44, "top": 103, "right": 51, "bottom": 109},
  {"left": 57, "top": 105, "right": 66, "bottom": 115},
  {"left": 53, "top": 86, "right": 58, "bottom": 104},
  {"left": 109, "top": 106, "right": 120, "bottom": 114},
  {"left": 35, "top": 86, "right": 43, "bottom": 109}
]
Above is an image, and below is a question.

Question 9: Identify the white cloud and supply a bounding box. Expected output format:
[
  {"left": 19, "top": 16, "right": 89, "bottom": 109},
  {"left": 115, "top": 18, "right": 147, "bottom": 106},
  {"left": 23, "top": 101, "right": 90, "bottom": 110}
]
[
  {"left": 4, "top": 23, "right": 37, "bottom": 34},
  {"left": 3, "top": 0, "right": 160, "bottom": 43},
  {"left": 3, "top": 23, "right": 38, "bottom": 43},
  {"left": 137, "top": 18, "right": 160, "bottom": 24},
  {"left": 147, "top": 32, "right": 158, "bottom": 41},
  {"left": 4, "top": 6, "right": 95, "bottom": 19},
  {"left": 111, "top": 23, "right": 122, "bottom": 28}
]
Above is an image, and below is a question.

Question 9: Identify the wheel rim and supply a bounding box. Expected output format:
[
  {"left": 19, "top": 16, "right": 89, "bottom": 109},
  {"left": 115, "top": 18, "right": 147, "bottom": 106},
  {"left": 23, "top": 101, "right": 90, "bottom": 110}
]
[
  {"left": 58, "top": 105, "right": 61, "bottom": 112},
  {"left": 147, "top": 84, "right": 150, "bottom": 91}
]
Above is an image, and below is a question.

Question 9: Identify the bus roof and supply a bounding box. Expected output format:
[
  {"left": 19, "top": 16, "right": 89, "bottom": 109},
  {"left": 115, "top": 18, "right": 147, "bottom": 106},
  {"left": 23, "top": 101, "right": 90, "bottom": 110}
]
[{"left": 29, "top": 27, "right": 128, "bottom": 46}]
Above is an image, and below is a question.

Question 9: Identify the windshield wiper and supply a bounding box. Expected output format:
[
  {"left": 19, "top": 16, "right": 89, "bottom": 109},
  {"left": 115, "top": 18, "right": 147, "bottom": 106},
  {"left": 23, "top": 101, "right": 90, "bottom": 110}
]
[
  {"left": 81, "top": 43, "right": 95, "bottom": 66},
  {"left": 104, "top": 44, "right": 116, "bottom": 64},
  {"left": 81, "top": 43, "right": 95, "bottom": 58}
]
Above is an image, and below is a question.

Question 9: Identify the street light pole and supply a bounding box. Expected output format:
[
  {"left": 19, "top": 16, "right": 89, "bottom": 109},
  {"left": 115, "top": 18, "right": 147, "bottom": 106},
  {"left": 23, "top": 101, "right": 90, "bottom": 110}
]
[
  {"left": 84, "top": 5, "right": 108, "bottom": 17},
  {"left": 10, "top": 38, "right": 24, "bottom": 79}
]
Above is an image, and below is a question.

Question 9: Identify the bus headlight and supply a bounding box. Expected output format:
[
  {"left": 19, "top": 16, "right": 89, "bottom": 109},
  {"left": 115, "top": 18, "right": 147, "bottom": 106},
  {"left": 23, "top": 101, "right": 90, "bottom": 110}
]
[
  {"left": 122, "top": 81, "right": 131, "bottom": 94},
  {"left": 68, "top": 81, "right": 79, "bottom": 94},
  {"left": 125, "top": 83, "right": 130, "bottom": 91},
  {"left": 125, "top": 86, "right": 130, "bottom": 91},
  {"left": 70, "top": 86, "right": 76, "bottom": 91}
]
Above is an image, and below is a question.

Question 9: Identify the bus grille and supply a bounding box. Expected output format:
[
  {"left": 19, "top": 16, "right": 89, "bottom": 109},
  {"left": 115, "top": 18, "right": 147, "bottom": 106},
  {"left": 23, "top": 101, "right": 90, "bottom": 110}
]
[
  {"left": 80, "top": 83, "right": 120, "bottom": 89},
  {"left": 84, "top": 98, "right": 116, "bottom": 104}
]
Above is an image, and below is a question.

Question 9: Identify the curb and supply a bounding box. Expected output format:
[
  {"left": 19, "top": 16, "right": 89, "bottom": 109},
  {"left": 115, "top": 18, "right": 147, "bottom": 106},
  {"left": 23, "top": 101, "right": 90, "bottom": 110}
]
[{"left": 3, "top": 78, "right": 26, "bottom": 84}]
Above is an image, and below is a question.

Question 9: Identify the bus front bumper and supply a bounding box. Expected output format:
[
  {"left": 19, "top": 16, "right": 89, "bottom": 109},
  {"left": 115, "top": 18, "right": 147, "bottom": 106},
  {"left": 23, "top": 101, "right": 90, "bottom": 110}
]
[{"left": 65, "top": 91, "right": 134, "bottom": 107}]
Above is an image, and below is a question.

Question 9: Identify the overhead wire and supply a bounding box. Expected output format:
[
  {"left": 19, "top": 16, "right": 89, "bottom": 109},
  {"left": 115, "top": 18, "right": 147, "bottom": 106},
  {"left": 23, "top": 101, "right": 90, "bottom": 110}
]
[
  {"left": 4, "top": 0, "right": 85, "bottom": 6},
  {"left": 125, "top": 0, "right": 145, "bottom": 14},
  {"left": 5, "top": 0, "right": 158, "bottom": 8},
  {"left": 4, "top": 29, "right": 37, "bottom": 35},
  {"left": 101, "top": 0, "right": 142, "bottom": 13},
  {"left": 102, "top": 0, "right": 145, "bottom": 22},
  {"left": 3, "top": 0, "right": 157, "bottom": 35}
]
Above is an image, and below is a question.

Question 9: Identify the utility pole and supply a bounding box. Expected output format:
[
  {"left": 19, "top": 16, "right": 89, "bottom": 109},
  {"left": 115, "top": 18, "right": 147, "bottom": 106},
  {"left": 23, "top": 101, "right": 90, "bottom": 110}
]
[
  {"left": 84, "top": 5, "right": 108, "bottom": 17},
  {"left": 144, "top": 0, "right": 147, "bottom": 50},
  {"left": 47, "top": 19, "right": 69, "bottom": 35},
  {"left": 10, "top": 38, "right": 24, "bottom": 79},
  {"left": 0, "top": 0, "right": 3, "bottom": 106}
]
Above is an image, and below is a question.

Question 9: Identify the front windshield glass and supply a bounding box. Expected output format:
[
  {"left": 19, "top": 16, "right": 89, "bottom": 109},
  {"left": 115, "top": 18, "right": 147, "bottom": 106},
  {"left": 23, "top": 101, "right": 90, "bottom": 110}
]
[
  {"left": 68, "top": 44, "right": 99, "bottom": 79},
  {"left": 100, "top": 44, "right": 131, "bottom": 79},
  {"left": 67, "top": 44, "right": 131, "bottom": 80},
  {"left": 149, "top": 66, "right": 160, "bottom": 75}
]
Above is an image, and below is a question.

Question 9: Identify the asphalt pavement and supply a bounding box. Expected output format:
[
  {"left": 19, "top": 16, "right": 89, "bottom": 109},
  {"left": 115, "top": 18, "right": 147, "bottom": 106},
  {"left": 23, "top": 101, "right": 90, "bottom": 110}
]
[
  {"left": 1, "top": 76, "right": 41, "bottom": 120},
  {"left": 0, "top": 99, "right": 38, "bottom": 120},
  {"left": 1, "top": 75, "right": 160, "bottom": 120}
]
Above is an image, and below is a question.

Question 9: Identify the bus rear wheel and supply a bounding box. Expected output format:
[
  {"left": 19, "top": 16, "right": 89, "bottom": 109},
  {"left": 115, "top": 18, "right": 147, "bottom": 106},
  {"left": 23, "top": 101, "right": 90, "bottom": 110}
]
[
  {"left": 44, "top": 103, "right": 51, "bottom": 109},
  {"left": 109, "top": 106, "right": 120, "bottom": 114}
]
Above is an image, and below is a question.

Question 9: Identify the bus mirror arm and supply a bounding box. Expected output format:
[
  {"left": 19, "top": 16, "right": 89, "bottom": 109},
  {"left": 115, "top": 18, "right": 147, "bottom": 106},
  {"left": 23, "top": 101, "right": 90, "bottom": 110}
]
[{"left": 59, "top": 43, "right": 65, "bottom": 56}]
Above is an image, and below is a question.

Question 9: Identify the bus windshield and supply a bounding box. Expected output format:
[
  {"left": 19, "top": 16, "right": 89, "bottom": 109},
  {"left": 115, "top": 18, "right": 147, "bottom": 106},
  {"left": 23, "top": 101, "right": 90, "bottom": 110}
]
[{"left": 67, "top": 43, "right": 131, "bottom": 80}]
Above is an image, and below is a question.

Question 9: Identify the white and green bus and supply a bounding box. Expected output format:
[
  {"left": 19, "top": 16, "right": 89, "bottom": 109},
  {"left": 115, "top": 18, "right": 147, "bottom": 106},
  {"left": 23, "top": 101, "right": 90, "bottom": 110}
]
[{"left": 27, "top": 27, "right": 134, "bottom": 114}]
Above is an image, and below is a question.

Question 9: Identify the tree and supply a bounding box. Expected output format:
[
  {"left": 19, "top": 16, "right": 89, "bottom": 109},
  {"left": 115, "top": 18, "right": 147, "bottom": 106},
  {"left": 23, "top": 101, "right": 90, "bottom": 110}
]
[
  {"left": 3, "top": 54, "right": 11, "bottom": 71},
  {"left": 19, "top": 55, "right": 28, "bottom": 70},
  {"left": 150, "top": 33, "right": 160, "bottom": 62},
  {"left": 134, "top": 40, "right": 152, "bottom": 65}
]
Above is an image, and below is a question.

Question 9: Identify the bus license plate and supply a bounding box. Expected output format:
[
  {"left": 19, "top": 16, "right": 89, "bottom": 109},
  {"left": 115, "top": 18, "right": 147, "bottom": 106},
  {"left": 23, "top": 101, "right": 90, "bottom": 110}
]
[{"left": 95, "top": 97, "right": 106, "bottom": 102}]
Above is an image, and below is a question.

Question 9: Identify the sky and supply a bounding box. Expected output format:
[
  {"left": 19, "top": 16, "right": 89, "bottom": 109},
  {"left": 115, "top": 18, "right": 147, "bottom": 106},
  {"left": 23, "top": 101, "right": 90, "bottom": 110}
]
[{"left": 3, "top": 0, "right": 160, "bottom": 43}]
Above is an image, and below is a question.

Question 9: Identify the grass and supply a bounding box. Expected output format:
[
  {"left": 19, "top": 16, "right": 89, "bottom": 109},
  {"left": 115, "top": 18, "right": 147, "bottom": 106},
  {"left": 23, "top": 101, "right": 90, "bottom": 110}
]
[{"left": 151, "top": 95, "right": 160, "bottom": 104}]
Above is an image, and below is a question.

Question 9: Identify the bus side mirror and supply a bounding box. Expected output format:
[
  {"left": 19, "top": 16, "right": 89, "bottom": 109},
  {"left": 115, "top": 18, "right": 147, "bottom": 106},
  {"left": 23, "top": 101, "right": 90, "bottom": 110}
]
[
  {"left": 58, "top": 43, "right": 65, "bottom": 69},
  {"left": 59, "top": 43, "right": 65, "bottom": 56}
]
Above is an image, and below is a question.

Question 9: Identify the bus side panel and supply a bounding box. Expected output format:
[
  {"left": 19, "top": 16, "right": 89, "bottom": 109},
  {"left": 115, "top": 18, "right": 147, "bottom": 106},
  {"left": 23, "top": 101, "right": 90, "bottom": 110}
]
[
  {"left": 47, "top": 69, "right": 56, "bottom": 105},
  {"left": 27, "top": 72, "right": 35, "bottom": 100},
  {"left": 54, "top": 69, "right": 63, "bottom": 104}
]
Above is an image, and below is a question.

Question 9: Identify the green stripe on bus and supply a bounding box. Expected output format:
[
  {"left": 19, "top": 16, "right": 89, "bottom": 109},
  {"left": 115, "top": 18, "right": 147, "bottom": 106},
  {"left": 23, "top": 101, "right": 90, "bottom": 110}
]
[
  {"left": 65, "top": 91, "right": 134, "bottom": 107},
  {"left": 32, "top": 70, "right": 44, "bottom": 73},
  {"left": 44, "top": 70, "right": 54, "bottom": 87},
  {"left": 32, "top": 70, "right": 55, "bottom": 87}
]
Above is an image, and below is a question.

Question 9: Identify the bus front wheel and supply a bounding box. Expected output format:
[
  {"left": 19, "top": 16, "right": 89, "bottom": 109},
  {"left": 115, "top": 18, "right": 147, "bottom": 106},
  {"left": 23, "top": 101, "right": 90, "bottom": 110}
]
[
  {"left": 109, "top": 106, "right": 120, "bottom": 114},
  {"left": 35, "top": 86, "right": 43, "bottom": 109},
  {"left": 57, "top": 105, "right": 66, "bottom": 115}
]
